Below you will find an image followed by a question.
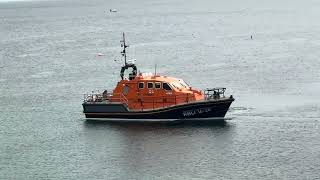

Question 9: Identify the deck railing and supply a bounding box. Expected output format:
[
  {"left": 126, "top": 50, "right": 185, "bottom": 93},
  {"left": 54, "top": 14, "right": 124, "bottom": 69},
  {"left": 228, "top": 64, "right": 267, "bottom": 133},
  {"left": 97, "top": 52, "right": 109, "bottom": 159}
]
[
  {"left": 204, "top": 87, "right": 226, "bottom": 100},
  {"left": 83, "top": 90, "right": 129, "bottom": 107},
  {"left": 129, "top": 93, "right": 195, "bottom": 110},
  {"left": 84, "top": 88, "right": 227, "bottom": 111}
]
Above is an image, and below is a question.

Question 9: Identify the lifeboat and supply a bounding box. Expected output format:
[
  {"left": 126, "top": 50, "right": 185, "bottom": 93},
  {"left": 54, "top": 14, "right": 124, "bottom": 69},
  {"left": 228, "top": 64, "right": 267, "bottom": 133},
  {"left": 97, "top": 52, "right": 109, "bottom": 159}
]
[{"left": 82, "top": 33, "right": 234, "bottom": 122}]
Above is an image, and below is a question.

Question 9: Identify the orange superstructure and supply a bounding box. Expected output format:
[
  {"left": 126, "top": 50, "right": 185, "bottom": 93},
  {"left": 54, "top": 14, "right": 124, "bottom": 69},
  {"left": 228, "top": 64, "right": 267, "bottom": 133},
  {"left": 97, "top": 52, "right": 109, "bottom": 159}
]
[{"left": 110, "top": 73, "right": 205, "bottom": 110}]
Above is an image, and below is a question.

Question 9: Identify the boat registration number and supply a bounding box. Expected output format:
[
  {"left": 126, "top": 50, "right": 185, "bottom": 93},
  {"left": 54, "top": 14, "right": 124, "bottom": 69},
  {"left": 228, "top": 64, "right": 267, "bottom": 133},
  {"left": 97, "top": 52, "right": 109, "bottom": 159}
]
[{"left": 182, "top": 107, "right": 211, "bottom": 117}]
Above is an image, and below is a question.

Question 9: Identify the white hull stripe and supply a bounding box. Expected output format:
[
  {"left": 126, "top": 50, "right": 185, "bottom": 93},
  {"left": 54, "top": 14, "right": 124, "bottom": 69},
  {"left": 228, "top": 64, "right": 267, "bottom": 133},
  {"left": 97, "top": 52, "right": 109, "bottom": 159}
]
[{"left": 84, "top": 117, "right": 232, "bottom": 122}]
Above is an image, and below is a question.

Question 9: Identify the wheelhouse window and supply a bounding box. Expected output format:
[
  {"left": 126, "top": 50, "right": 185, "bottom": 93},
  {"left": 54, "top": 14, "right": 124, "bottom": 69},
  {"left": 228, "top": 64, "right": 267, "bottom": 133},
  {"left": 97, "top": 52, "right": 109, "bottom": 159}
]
[
  {"left": 147, "top": 82, "right": 154, "bottom": 89},
  {"left": 155, "top": 82, "right": 161, "bottom": 89},
  {"left": 162, "top": 83, "right": 172, "bottom": 91},
  {"left": 178, "top": 79, "right": 189, "bottom": 88},
  {"left": 138, "top": 82, "right": 144, "bottom": 89},
  {"left": 171, "top": 82, "right": 181, "bottom": 90}
]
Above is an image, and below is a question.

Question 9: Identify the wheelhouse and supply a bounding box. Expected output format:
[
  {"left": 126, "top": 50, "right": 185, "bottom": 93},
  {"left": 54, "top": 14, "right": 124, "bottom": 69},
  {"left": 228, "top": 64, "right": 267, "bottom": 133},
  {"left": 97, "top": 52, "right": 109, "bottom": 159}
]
[{"left": 110, "top": 74, "right": 205, "bottom": 110}]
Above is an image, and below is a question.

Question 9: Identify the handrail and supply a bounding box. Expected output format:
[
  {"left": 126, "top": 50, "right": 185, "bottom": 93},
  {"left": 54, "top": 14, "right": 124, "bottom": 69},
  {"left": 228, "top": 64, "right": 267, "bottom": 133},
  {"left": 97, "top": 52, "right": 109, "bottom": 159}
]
[
  {"left": 119, "top": 93, "right": 128, "bottom": 106},
  {"left": 83, "top": 90, "right": 129, "bottom": 107},
  {"left": 84, "top": 88, "right": 227, "bottom": 111},
  {"left": 204, "top": 87, "right": 226, "bottom": 100},
  {"left": 83, "top": 90, "right": 112, "bottom": 102},
  {"left": 84, "top": 91, "right": 194, "bottom": 105},
  {"left": 127, "top": 93, "right": 197, "bottom": 111}
]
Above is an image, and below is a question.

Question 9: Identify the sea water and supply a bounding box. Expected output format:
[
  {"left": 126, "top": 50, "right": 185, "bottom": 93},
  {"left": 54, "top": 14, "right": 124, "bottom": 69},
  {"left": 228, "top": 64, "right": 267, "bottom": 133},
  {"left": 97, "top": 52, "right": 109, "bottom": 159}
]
[{"left": 1, "top": 0, "right": 320, "bottom": 179}]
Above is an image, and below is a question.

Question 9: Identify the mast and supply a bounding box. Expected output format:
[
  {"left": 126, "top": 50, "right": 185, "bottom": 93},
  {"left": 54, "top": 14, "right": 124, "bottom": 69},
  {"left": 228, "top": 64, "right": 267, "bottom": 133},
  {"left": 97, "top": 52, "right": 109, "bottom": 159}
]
[
  {"left": 120, "top": 32, "right": 128, "bottom": 65},
  {"left": 119, "top": 32, "right": 137, "bottom": 80}
]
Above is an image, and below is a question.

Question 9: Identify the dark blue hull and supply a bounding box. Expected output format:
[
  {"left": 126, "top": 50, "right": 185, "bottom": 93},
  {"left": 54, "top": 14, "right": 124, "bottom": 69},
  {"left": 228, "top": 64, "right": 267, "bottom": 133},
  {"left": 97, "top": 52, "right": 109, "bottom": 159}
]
[{"left": 83, "top": 97, "right": 234, "bottom": 121}]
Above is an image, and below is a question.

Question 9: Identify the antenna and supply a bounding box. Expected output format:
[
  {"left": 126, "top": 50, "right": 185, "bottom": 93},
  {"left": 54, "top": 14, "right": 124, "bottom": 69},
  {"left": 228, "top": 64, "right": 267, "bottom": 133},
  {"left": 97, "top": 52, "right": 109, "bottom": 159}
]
[
  {"left": 154, "top": 64, "right": 157, "bottom": 76},
  {"left": 120, "top": 32, "right": 128, "bottom": 65},
  {"left": 119, "top": 33, "right": 138, "bottom": 80}
]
